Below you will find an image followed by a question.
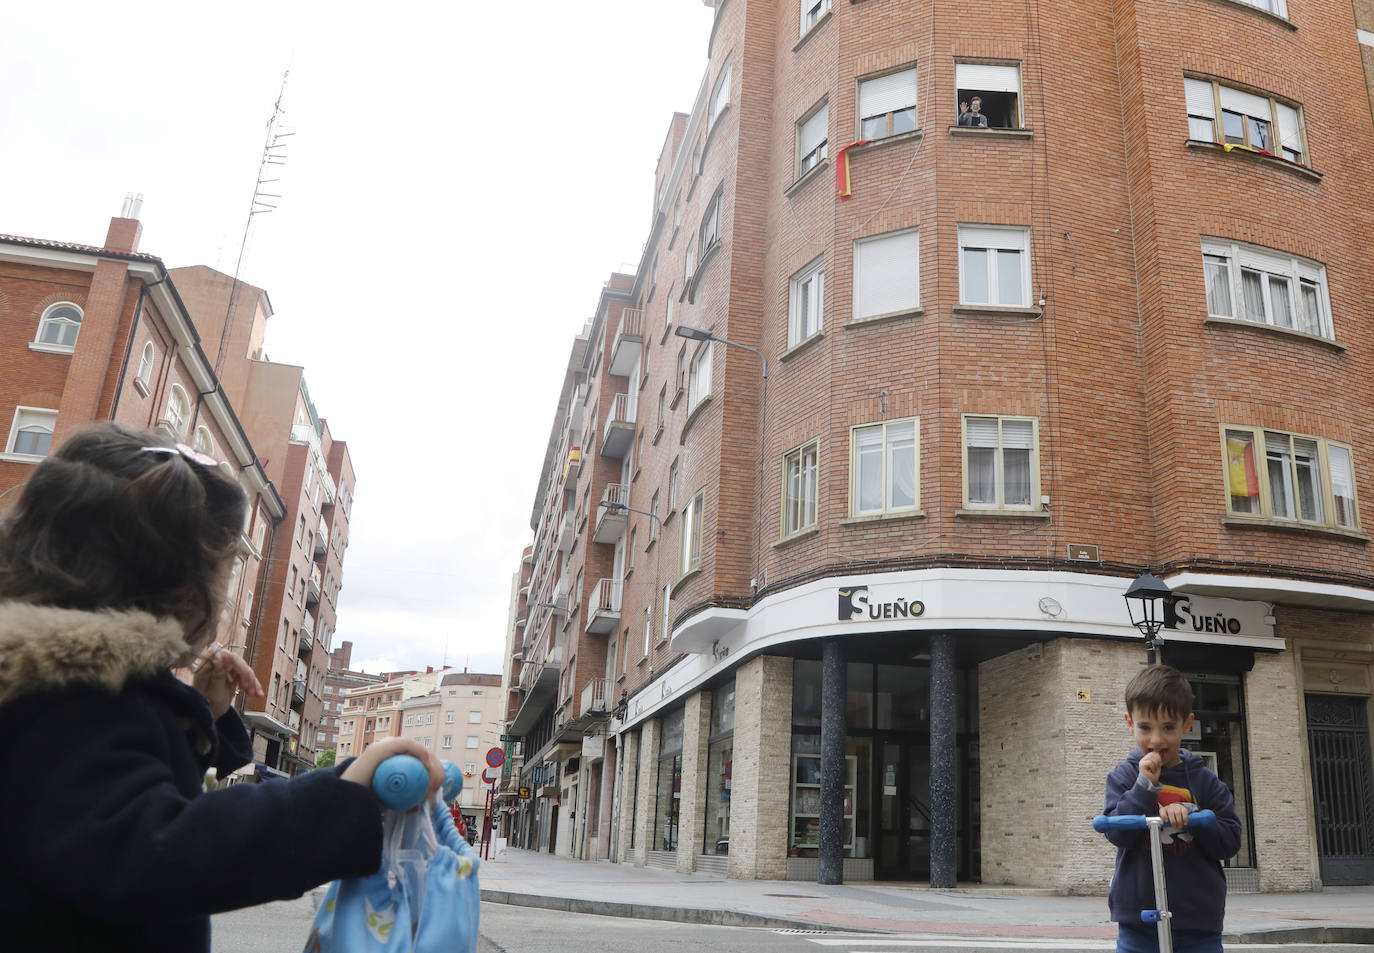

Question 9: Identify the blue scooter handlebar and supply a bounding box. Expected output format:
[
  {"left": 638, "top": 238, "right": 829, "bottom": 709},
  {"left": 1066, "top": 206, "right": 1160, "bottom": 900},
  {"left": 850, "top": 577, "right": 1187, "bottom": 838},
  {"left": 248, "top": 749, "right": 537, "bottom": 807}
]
[{"left": 1093, "top": 809, "right": 1216, "bottom": 832}]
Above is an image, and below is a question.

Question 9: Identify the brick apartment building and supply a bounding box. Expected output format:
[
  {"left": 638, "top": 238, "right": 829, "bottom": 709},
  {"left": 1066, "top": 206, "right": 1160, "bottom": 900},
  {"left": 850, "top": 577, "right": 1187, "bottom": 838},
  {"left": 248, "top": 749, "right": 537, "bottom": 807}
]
[
  {"left": 0, "top": 207, "right": 357, "bottom": 782},
  {"left": 505, "top": 0, "right": 1374, "bottom": 889},
  {"left": 321, "top": 640, "right": 385, "bottom": 753}
]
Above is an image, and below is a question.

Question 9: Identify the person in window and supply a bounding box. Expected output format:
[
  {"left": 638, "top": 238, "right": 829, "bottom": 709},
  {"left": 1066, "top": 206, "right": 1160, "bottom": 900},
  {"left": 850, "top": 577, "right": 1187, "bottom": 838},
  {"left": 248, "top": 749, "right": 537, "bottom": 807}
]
[
  {"left": 0, "top": 423, "right": 444, "bottom": 953},
  {"left": 959, "top": 97, "right": 989, "bottom": 127}
]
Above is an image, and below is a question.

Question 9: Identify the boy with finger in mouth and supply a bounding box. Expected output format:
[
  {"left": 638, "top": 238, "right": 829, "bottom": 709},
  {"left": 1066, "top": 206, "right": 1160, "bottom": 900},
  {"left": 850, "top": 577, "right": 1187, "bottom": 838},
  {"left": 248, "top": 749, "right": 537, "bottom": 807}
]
[{"left": 1101, "top": 664, "right": 1242, "bottom": 953}]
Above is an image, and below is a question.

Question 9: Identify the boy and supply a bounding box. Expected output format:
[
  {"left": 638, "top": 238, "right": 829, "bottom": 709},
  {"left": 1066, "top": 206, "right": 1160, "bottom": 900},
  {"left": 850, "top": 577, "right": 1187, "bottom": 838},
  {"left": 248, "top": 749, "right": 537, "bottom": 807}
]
[{"left": 1102, "top": 665, "right": 1242, "bottom": 953}]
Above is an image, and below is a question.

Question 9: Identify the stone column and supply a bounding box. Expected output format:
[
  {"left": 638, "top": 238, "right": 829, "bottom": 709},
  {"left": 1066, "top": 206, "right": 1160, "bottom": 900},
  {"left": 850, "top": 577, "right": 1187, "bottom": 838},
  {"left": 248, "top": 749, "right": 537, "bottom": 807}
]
[
  {"left": 615, "top": 730, "right": 639, "bottom": 863},
  {"left": 598, "top": 738, "right": 617, "bottom": 861},
  {"left": 819, "top": 639, "right": 847, "bottom": 884},
  {"left": 729, "top": 655, "right": 793, "bottom": 880},
  {"left": 929, "top": 632, "right": 957, "bottom": 887},
  {"left": 633, "top": 717, "right": 661, "bottom": 865},
  {"left": 677, "top": 689, "right": 713, "bottom": 872}
]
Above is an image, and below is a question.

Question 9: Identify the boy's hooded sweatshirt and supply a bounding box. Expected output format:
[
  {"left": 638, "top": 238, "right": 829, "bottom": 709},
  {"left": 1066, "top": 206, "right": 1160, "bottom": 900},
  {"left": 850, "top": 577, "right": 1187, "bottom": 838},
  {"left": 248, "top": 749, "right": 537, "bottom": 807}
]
[{"left": 1103, "top": 748, "right": 1243, "bottom": 936}]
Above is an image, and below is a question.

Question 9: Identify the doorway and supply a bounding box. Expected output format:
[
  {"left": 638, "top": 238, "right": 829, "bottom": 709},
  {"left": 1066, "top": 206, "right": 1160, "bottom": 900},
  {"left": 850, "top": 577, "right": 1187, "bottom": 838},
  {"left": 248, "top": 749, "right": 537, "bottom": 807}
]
[
  {"left": 874, "top": 736, "right": 978, "bottom": 880},
  {"left": 1306, "top": 693, "right": 1374, "bottom": 885}
]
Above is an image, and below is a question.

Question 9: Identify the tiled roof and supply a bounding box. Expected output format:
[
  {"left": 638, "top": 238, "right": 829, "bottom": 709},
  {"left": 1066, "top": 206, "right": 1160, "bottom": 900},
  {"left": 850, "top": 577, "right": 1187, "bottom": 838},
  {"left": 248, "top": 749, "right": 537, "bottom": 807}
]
[{"left": 0, "top": 232, "right": 163, "bottom": 263}]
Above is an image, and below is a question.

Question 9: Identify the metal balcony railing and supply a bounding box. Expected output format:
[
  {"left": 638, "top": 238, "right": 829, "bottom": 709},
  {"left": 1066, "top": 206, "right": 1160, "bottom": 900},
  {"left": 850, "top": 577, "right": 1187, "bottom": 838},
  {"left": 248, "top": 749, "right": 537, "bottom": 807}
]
[{"left": 579, "top": 677, "right": 610, "bottom": 719}]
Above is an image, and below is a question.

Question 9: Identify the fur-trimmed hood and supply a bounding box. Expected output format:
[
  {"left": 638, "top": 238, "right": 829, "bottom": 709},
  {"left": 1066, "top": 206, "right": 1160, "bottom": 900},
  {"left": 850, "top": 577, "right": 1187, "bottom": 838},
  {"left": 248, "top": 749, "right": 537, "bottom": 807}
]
[{"left": 0, "top": 602, "right": 192, "bottom": 708}]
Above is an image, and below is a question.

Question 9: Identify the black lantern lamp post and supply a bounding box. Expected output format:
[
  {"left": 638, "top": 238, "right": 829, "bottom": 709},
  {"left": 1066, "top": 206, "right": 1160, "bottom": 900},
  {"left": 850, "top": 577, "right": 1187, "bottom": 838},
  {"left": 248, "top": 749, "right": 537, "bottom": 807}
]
[{"left": 1123, "top": 572, "right": 1172, "bottom": 665}]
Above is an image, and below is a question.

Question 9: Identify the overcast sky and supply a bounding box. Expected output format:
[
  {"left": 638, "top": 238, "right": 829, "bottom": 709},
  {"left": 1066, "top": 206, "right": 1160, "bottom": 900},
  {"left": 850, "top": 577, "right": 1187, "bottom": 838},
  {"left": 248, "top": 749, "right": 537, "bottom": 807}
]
[{"left": 1, "top": 2, "right": 713, "bottom": 676}]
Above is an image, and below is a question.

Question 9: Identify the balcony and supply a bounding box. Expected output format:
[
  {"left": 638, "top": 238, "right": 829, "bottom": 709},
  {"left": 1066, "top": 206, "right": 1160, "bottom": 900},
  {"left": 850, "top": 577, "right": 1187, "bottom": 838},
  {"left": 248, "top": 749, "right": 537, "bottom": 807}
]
[
  {"left": 579, "top": 677, "right": 610, "bottom": 720},
  {"left": 508, "top": 643, "right": 561, "bottom": 735},
  {"left": 593, "top": 483, "right": 629, "bottom": 544},
  {"left": 307, "top": 565, "right": 322, "bottom": 606},
  {"left": 609, "top": 308, "right": 644, "bottom": 377},
  {"left": 557, "top": 511, "right": 575, "bottom": 553},
  {"left": 563, "top": 445, "right": 583, "bottom": 483},
  {"left": 600, "top": 393, "right": 636, "bottom": 459},
  {"left": 291, "top": 676, "right": 307, "bottom": 707},
  {"left": 567, "top": 384, "right": 586, "bottom": 433},
  {"left": 299, "top": 611, "right": 315, "bottom": 655},
  {"left": 585, "top": 578, "right": 621, "bottom": 635},
  {"left": 315, "top": 518, "right": 328, "bottom": 556}
]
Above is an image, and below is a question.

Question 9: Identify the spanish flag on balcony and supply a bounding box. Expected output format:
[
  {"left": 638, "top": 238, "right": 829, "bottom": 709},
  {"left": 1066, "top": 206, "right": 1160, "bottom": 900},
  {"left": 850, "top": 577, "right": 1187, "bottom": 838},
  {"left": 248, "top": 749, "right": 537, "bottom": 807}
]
[
  {"left": 836, "top": 139, "right": 874, "bottom": 200},
  {"left": 1226, "top": 436, "right": 1260, "bottom": 498}
]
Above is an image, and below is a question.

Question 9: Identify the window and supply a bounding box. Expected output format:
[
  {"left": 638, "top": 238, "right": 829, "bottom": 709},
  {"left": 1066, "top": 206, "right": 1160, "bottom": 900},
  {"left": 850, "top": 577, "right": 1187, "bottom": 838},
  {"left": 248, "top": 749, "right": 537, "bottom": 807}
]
[
  {"left": 675, "top": 347, "right": 688, "bottom": 398},
  {"left": 853, "top": 229, "right": 919, "bottom": 319},
  {"left": 1223, "top": 426, "right": 1357, "bottom": 529},
  {"left": 5, "top": 408, "right": 56, "bottom": 458},
  {"left": 656, "top": 386, "right": 666, "bottom": 434},
  {"left": 963, "top": 416, "right": 1039, "bottom": 510},
  {"left": 644, "top": 605, "right": 653, "bottom": 651},
  {"left": 442, "top": 735, "right": 453, "bottom": 748},
  {"left": 688, "top": 341, "right": 713, "bottom": 413},
  {"left": 629, "top": 527, "right": 637, "bottom": 570},
  {"left": 668, "top": 458, "right": 680, "bottom": 510},
  {"left": 700, "top": 189, "right": 722, "bottom": 253},
  {"left": 801, "top": 0, "right": 830, "bottom": 33},
  {"left": 165, "top": 384, "right": 190, "bottom": 438},
  {"left": 1201, "top": 238, "right": 1331, "bottom": 339},
  {"left": 680, "top": 489, "right": 705, "bottom": 574},
  {"left": 789, "top": 257, "right": 824, "bottom": 347},
  {"left": 851, "top": 417, "right": 919, "bottom": 516},
  {"left": 797, "top": 100, "right": 829, "bottom": 176},
  {"left": 955, "top": 62, "right": 1022, "bottom": 128},
  {"left": 685, "top": 239, "right": 696, "bottom": 283},
  {"left": 445, "top": 711, "right": 454, "bottom": 723},
  {"left": 1233, "top": 0, "right": 1286, "bottom": 15},
  {"left": 241, "top": 589, "right": 253, "bottom": 625},
  {"left": 35, "top": 302, "right": 83, "bottom": 350},
  {"left": 464, "top": 762, "right": 476, "bottom": 774},
  {"left": 466, "top": 736, "right": 479, "bottom": 748},
  {"left": 649, "top": 490, "right": 661, "bottom": 541},
  {"left": 665, "top": 294, "right": 675, "bottom": 335},
  {"left": 783, "top": 442, "right": 819, "bottom": 535},
  {"left": 468, "top": 710, "right": 481, "bottom": 723},
  {"left": 710, "top": 54, "right": 732, "bottom": 127},
  {"left": 1184, "top": 77, "right": 1305, "bottom": 165},
  {"left": 193, "top": 426, "right": 214, "bottom": 459},
  {"left": 136, "top": 342, "right": 155, "bottom": 391},
  {"left": 859, "top": 67, "right": 917, "bottom": 139},
  {"left": 661, "top": 583, "right": 672, "bottom": 644},
  {"left": 958, "top": 226, "right": 1031, "bottom": 307},
  {"left": 405, "top": 715, "right": 414, "bottom": 727},
  {"left": 426, "top": 712, "right": 434, "bottom": 724}
]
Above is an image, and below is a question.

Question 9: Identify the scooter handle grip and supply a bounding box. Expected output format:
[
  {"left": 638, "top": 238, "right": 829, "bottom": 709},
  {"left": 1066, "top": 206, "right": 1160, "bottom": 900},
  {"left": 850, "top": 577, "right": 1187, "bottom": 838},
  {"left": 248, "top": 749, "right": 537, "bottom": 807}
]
[{"left": 1093, "top": 809, "right": 1216, "bottom": 832}]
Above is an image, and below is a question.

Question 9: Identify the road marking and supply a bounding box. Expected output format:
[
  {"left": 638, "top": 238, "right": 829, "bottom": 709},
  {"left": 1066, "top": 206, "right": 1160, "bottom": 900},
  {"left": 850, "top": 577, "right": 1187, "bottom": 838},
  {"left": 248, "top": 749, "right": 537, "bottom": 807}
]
[{"left": 781, "top": 937, "right": 1374, "bottom": 953}]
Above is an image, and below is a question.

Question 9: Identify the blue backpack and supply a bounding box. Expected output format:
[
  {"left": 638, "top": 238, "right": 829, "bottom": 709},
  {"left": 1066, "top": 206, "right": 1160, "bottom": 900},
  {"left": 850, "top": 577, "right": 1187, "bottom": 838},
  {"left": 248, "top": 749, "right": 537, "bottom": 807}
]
[{"left": 304, "top": 794, "right": 480, "bottom": 953}]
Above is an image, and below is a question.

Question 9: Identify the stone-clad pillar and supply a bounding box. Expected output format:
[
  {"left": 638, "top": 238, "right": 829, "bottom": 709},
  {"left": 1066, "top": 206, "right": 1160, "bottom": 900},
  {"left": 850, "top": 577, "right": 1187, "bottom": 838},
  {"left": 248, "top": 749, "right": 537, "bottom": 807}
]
[
  {"left": 729, "top": 656, "right": 793, "bottom": 880},
  {"left": 929, "top": 633, "right": 957, "bottom": 888},
  {"left": 632, "top": 717, "right": 661, "bottom": 866},
  {"left": 677, "top": 690, "right": 712, "bottom": 872},
  {"left": 819, "top": 639, "right": 847, "bottom": 884},
  {"left": 615, "top": 730, "right": 639, "bottom": 864}
]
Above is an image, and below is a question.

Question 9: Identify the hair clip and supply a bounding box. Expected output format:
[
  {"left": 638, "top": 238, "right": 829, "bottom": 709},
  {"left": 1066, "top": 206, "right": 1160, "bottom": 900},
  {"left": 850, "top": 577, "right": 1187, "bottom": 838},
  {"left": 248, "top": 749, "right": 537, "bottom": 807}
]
[{"left": 141, "top": 443, "right": 218, "bottom": 468}]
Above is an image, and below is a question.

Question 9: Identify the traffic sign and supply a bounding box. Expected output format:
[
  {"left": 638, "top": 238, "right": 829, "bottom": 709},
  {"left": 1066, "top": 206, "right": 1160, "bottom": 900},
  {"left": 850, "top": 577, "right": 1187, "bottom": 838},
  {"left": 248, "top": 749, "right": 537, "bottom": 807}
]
[
  {"left": 486, "top": 747, "right": 505, "bottom": 768},
  {"left": 482, "top": 768, "right": 498, "bottom": 784}
]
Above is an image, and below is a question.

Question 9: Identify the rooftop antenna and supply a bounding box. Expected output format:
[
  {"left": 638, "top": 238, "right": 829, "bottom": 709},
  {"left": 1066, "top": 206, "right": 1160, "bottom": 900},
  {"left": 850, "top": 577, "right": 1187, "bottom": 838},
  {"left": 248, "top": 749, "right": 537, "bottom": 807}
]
[{"left": 214, "top": 71, "right": 294, "bottom": 381}]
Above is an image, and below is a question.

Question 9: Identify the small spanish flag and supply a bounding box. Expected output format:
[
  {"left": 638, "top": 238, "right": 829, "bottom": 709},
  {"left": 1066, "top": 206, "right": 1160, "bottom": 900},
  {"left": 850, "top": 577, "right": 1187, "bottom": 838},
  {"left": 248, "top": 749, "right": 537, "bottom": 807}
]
[
  {"left": 836, "top": 139, "right": 874, "bottom": 200},
  {"left": 1226, "top": 436, "right": 1259, "bottom": 498}
]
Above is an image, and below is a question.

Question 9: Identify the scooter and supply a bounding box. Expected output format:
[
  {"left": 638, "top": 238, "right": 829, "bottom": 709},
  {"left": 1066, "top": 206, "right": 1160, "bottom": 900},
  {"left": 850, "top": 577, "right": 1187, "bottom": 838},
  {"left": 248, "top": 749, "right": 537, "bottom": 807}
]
[{"left": 1093, "top": 809, "right": 1217, "bottom": 953}]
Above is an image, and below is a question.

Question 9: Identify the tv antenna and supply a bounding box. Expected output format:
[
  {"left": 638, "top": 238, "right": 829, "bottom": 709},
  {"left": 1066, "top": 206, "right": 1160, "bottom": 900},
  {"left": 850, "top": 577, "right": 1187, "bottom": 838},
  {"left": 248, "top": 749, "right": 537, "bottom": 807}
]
[{"left": 213, "top": 71, "right": 295, "bottom": 381}]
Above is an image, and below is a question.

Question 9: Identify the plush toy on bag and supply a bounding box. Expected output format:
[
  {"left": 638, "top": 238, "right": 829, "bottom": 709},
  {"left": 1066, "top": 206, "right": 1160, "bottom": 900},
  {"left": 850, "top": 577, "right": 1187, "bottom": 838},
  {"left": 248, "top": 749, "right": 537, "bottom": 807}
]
[{"left": 305, "top": 758, "right": 479, "bottom": 953}]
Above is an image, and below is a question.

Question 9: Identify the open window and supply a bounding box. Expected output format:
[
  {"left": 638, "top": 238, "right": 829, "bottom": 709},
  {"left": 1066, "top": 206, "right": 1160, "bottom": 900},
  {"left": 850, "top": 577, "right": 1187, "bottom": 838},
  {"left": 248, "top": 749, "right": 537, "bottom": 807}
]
[{"left": 955, "top": 62, "right": 1022, "bottom": 129}]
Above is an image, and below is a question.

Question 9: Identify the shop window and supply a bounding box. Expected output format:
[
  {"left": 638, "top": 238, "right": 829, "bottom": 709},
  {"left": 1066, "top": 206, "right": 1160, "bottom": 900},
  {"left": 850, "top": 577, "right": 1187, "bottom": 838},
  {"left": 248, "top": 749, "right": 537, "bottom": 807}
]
[
  {"left": 703, "top": 681, "right": 735, "bottom": 856},
  {"left": 655, "top": 708, "right": 685, "bottom": 852},
  {"left": 955, "top": 62, "right": 1022, "bottom": 128},
  {"left": 1185, "top": 674, "right": 1255, "bottom": 868}
]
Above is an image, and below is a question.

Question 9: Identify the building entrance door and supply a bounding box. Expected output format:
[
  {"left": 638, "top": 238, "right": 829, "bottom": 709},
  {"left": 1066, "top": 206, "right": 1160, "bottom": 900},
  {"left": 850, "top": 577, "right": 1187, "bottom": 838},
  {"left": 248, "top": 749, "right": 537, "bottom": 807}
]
[
  {"left": 875, "top": 739, "right": 931, "bottom": 879},
  {"left": 1306, "top": 693, "right": 1374, "bottom": 885}
]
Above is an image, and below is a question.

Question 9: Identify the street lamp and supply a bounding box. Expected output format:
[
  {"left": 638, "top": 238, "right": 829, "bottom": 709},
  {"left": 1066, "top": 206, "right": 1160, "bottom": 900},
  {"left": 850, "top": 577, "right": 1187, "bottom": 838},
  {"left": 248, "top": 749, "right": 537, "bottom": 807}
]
[
  {"left": 530, "top": 601, "right": 567, "bottom": 616},
  {"left": 600, "top": 499, "right": 662, "bottom": 532},
  {"left": 674, "top": 324, "right": 768, "bottom": 379},
  {"left": 1123, "top": 572, "right": 1172, "bottom": 665}
]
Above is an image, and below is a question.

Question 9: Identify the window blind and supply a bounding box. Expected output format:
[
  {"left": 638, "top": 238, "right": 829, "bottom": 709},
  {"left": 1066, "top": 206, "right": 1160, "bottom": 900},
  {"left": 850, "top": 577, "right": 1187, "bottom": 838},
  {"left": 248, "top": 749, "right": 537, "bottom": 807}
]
[
  {"left": 957, "top": 64, "right": 1019, "bottom": 93},
  {"left": 960, "top": 225, "right": 1026, "bottom": 251},
  {"left": 966, "top": 417, "right": 999, "bottom": 447},
  {"left": 1276, "top": 103, "right": 1301, "bottom": 154},
  {"left": 854, "top": 230, "right": 919, "bottom": 318},
  {"left": 859, "top": 68, "right": 917, "bottom": 119},
  {"left": 1219, "top": 86, "right": 1270, "bottom": 120},
  {"left": 1002, "top": 419, "right": 1034, "bottom": 449},
  {"left": 1184, "top": 79, "right": 1215, "bottom": 117},
  {"left": 1329, "top": 445, "right": 1354, "bottom": 497},
  {"left": 800, "top": 104, "right": 828, "bottom": 156}
]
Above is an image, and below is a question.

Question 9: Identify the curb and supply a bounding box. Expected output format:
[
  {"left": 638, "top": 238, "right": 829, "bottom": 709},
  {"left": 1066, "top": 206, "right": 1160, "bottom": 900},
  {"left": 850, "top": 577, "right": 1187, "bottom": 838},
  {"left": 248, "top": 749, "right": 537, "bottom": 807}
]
[
  {"left": 478, "top": 888, "right": 864, "bottom": 932},
  {"left": 1225, "top": 926, "right": 1374, "bottom": 945}
]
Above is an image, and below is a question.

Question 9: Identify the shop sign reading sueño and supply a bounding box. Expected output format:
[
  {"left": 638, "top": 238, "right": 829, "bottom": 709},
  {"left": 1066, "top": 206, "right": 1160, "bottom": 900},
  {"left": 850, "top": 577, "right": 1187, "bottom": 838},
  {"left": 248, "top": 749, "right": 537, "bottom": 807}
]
[
  {"left": 1163, "top": 594, "right": 1272, "bottom": 639},
  {"left": 838, "top": 585, "right": 925, "bottom": 622}
]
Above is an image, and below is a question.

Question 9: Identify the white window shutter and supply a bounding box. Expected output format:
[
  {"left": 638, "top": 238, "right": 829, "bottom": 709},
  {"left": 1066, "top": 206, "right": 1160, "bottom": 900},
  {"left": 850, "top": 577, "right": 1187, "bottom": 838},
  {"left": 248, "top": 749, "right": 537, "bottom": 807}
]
[
  {"left": 854, "top": 230, "right": 919, "bottom": 319},
  {"left": 1329, "top": 445, "right": 1354, "bottom": 496},
  {"left": 956, "top": 64, "right": 1019, "bottom": 93},
  {"left": 800, "top": 104, "right": 828, "bottom": 155},
  {"left": 1184, "top": 78, "right": 1215, "bottom": 117},
  {"left": 1001, "top": 419, "right": 1034, "bottom": 449},
  {"left": 966, "top": 417, "right": 999, "bottom": 447},
  {"left": 859, "top": 68, "right": 917, "bottom": 119},
  {"left": 959, "top": 225, "right": 1026, "bottom": 251},
  {"left": 1276, "top": 103, "right": 1301, "bottom": 152},
  {"left": 1219, "top": 86, "right": 1271, "bottom": 120}
]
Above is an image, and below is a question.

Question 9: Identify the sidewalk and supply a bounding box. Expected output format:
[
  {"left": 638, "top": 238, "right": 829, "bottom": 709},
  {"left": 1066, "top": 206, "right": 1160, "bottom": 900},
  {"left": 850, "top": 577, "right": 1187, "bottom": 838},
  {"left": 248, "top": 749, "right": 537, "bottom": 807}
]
[{"left": 478, "top": 847, "right": 1374, "bottom": 944}]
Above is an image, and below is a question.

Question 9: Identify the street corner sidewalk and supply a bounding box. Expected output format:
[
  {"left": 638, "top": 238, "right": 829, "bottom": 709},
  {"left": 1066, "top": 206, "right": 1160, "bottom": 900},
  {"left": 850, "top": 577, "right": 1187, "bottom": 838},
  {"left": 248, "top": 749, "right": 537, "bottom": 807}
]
[{"left": 478, "top": 848, "right": 1374, "bottom": 944}]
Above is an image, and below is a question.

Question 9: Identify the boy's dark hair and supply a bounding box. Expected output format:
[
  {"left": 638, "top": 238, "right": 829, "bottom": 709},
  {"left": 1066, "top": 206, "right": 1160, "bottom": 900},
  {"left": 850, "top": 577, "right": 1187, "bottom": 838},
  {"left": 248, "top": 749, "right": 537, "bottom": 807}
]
[
  {"left": 0, "top": 423, "right": 247, "bottom": 647},
  {"left": 1125, "top": 664, "right": 1195, "bottom": 720}
]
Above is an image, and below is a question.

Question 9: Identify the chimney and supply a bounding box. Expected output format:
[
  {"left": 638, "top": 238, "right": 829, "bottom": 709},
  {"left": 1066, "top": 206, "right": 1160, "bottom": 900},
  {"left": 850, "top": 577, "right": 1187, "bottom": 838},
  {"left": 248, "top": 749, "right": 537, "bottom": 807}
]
[{"left": 105, "top": 193, "right": 144, "bottom": 253}]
